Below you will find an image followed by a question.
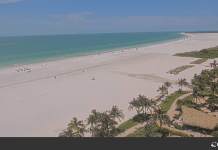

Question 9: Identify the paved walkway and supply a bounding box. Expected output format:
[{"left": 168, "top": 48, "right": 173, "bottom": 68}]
[
  {"left": 167, "top": 92, "right": 192, "bottom": 121},
  {"left": 117, "top": 91, "right": 212, "bottom": 137},
  {"left": 116, "top": 121, "right": 149, "bottom": 137}
]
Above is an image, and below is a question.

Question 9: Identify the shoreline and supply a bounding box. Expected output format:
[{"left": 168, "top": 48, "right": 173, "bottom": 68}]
[
  {"left": 0, "top": 33, "right": 190, "bottom": 71},
  {"left": 1, "top": 33, "right": 218, "bottom": 137}
]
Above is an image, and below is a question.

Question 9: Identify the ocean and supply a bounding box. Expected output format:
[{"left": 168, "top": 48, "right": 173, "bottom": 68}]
[{"left": 0, "top": 32, "right": 186, "bottom": 69}]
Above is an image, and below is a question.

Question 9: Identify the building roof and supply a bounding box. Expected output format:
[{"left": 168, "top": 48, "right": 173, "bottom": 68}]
[{"left": 182, "top": 105, "right": 218, "bottom": 130}]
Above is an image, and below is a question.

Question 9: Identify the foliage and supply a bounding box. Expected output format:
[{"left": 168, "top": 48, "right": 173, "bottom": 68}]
[
  {"left": 161, "top": 128, "right": 190, "bottom": 137},
  {"left": 164, "top": 81, "right": 173, "bottom": 96},
  {"left": 128, "top": 94, "right": 156, "bottom": 116},
  {"left": 177, "top": 78, "right": 189, "bottom": 91},
  {"left": 117, "top": 120, "right": 140, "bottom": 132},
  {"left": 174, "top": 46, "right": 218, "bottom": 58},
  {"left": 159, "top": 92, "right": 186, "bottom": 111},
  {"left": 206, "top": 94, "right": 218, "bottom": 112},
  {"left": 211, "top": 131, "right": 218, "bottom": 137},
  {"left": 176, "top": 95, "right": 194, "bottom": 112},
  {"left": 167, "top": 65, "right": 194, "bottom": 75},
  {"left": 157, "top": 85, "right": 167, "bottom": 94},
  {"left": 151, "top": 107, "right": 170, "bottom": 133},
  {"left": 173, "top": 123, "right": 184, "bottom": 130},
  {"left": 126, "top": 123, "right": 161, "bottom": 137},
  {"left": 59, "top": 117, "right": 86, "bottom": 137},
  {"left": 190, "top": 58, "right": 208, "bottom": 64}
]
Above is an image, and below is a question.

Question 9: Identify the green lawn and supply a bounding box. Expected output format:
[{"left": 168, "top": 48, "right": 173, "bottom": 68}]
[
  {"left": 159, "top": 92, "right": 189, "bottom": 111},
  {"left": 117, "top": 120, "right": 140, "bottom": 132}
]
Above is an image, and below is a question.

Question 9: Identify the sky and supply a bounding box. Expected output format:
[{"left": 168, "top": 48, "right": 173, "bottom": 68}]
[{"left": 1, "top": 0, "right": 218, "bottom": 36}]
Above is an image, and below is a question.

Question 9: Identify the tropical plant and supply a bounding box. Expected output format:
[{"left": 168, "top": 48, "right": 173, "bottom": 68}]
[
  {"left": 139, "top": 95, "right": 156, "bottom": 115},
  {"left": 109, "top": 105, "right": 125, "bottom": 133},
  {"left": 58, "top": 127, "right": 76, "bottom": 137},
  {"left": 95, "top": 111, "right": 118, "bottom": 137},
  {"left": 193, "top": 73, "right": 198, "bottom": 80},
  {"left": 210, "top": 60, "right": 218, "bottom": 82},
  {"left": 151, "top": 106, "right": 170, "bottom": 133},
  {"left": 192, "top": 86, "right": 204, "bottom": 105},
  {"left": 86, "top": 110, "right": 99, "bottom": 137},
  {"left": 157, "top": 85, "right": 167, "bottom": 95},
  {"left": 164, "top": 82, "right": 173, "bottom": 97},
  {"left": 109, "top": 105, "right": 125, "bottom": 122},
  {"left": 176, "top": 96, "right": 194, "bottom": 111},
  {"left": 177, "top": 78, "right": 189, "bottom": 91},
  {"left": 68, "top": 117, "right": 87, "bottom": 137},
  {"left": 128, "top": 97, "right": 141, "bottom": 115},
  {"left": 206, "top": 94, "right": 218, "bottom": 111},
  {"left": 211, "top": 82, "right": 218, "bottom": 94},
  {"left": 136, "top": 123, "right": 162, "bottom": 137}
]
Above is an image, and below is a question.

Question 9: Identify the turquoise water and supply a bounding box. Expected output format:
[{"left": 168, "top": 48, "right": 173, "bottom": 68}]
[{"left": 0, "top": 32, "right": 186, "bottom": 69}]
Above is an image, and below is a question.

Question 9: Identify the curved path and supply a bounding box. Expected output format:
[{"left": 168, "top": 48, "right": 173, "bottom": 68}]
[
  {"left": 167, "top": 92, "right": 192, "bottom": 121},
  {"left": 117, "top": 91, "right": 212, "bottom": 137}
]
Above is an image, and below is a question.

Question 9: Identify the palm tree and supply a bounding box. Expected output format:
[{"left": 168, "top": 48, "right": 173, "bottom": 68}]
[
  {"left": 192, "top": 86, "right": 204, "bottom": 105},
  {"left": 68, "top": 117, "right": 86, "bottom": 137},
  {"left": 86, "top": 109, "right": 99, "bottom": 137},
  {"left": 136, "top": 123, "right": 162, "bottom": 137},
  {"left": 211, "top": 82, "right": 218, "bottom": 94},
  {"left": 177, "top": 78, "right": 189, "bottom": 91},
  {"left": 58, "top": 127, "right": 76, "bottom": 137},
  {"left": 206, "top": 94, "right": 218, "bottom": 111},
  {"left": 109, "top": 105, "right": 125, "bottom": 134},
  {"left": 86, "top": 114, "right": 96, "bottom": 137},
  {"left": 195, "top": 76, "right": 207, "bottom": 91},
  {"left": 95, "top": 111, "right": 117, "bottom": 137},
  {"left": 210, "top": 60, "right": 218, "bottom": 82},
  {"left": 109, "top": 106, "right": 125, "bottom": 122},
  {"left": 151, "top": 106, "right": 170, "bottom": 133},
  {"left": 128, "top": 97, "right": 142, "bottom": 115},
  {"left": 164, "top": 82, "right": 173, "bottom": 97},
  {"left": 157, "top": 85, "right": 167, "bottom": 97},
  {"left": 138, "top": 95, "right": 156, "bottom": 115}
]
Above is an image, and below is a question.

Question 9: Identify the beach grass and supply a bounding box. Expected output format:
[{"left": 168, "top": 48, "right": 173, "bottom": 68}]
[
  {"left": 167, "top": 65, "right": 195, "bottom": 75},
  {"left": 190, "top": 58, "right": 208, "bottom": 64},
  {"left": 174, "top": 46, "right": 218, "bottom": 58},
  {"left": 159, "top": 92, "right": 189, "bottom": 111}
]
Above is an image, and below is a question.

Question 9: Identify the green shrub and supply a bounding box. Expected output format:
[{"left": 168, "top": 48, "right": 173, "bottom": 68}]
[
  {"left": 162, "top": 128, "right": 190, "bottom": 137},
  {"left": 173, "top": 123, "right": 184, "bottom": 130},
  {"left": 212, "top": 131, "right": 218, "bottom": 137},
  {"left": 190, "top": 58, "right": 208, "bottom": 64},
  {"left": 199, "top": 49, "right": 209, "bottom": 54}
]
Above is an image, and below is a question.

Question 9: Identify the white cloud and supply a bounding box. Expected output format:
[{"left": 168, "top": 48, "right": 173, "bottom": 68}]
[{"left": 0, "top": 0, "right": 24, "bottom": 4}]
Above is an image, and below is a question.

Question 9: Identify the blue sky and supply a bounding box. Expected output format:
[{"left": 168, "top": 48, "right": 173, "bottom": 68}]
[{"left": 1, "top": 0, "right": 218, "bottom": 36}]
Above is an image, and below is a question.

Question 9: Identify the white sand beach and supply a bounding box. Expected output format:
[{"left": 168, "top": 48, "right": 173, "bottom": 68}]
[{"left": 1, "top": 33, "right": 218, "bottom": 137}]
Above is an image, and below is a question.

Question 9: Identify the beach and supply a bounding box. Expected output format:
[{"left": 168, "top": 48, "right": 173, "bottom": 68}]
[{"left": 1, "top": 33, "right": 218, "bottom": 137}]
